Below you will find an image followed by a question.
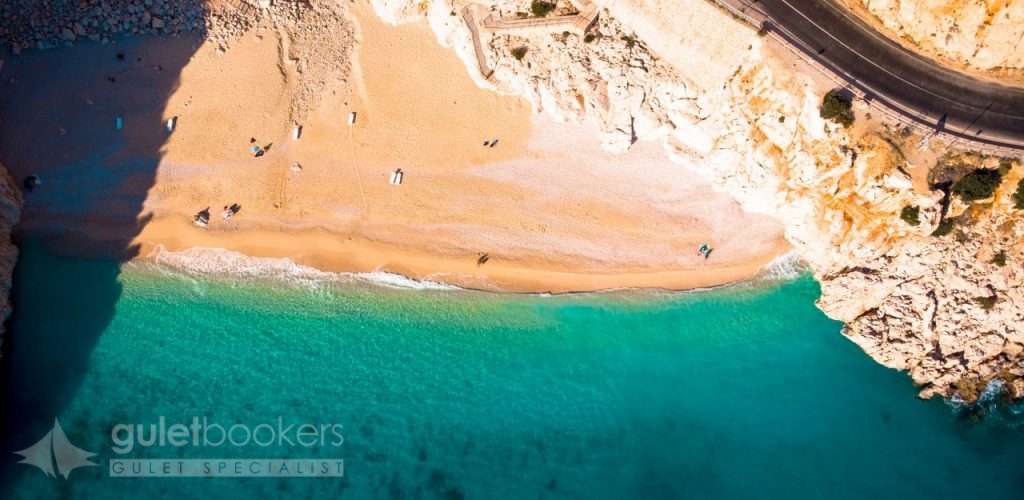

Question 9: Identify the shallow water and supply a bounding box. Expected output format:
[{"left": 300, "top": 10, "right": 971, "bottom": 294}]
[{"left": 0, "top": 245, "right": 1021, "bottom": 499}]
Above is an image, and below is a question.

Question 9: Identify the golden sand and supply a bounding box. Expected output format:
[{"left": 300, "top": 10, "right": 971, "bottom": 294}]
[{"left": 1, "top": 0, "right": 789, "bottom": 292}]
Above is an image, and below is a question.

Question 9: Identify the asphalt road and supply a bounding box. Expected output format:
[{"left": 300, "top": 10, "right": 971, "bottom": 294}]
[{"left": 743, "top": 0, "right": 1024, "bottom": 149}]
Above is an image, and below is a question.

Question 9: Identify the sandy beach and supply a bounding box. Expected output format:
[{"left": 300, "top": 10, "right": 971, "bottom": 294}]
[{"left": 0, "top": 0, "right": 788, "bottom": 292}]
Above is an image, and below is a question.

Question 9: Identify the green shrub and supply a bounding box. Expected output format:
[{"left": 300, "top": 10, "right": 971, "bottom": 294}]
[
  {"left": 899, "top": 205, "right": 920, "bottom": 226},
  {"left": 621, "top": 35, "right": 636, "bottom": 48},
  {"left": 820, "top": 89, "right": 854, "bottom": 127},
  {"left": 583, "top": 33, "right": 596, "bottom": 43},
  {"left": 951, "top": 169, "right": 1002, "bottom": 202},
  {"left": 931, "top": 219, "right": 954, "bottom": 237},
  {"left": 974, "top": 295, "right": 997, "bottom": 311},
  {"left": 991, "top": 251, "right": 1007, "bottom": 267},
  {"left": 510, "top": 46, "right": 528, "bottom": 61},
  {"left": 530, "top": 0, "right": 554, "bottom": 17},
  {"left": 997, "top": 161, "right": 1012, "bottom": 176},
  {"left": 1013, "top": 178, "right": 1024, "bottom": 209}
]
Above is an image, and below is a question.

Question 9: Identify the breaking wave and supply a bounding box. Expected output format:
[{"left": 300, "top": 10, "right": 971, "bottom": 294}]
[
  {"left": 754, "top": 250, "right": 810, "bottom": 282},
  {"left": 134, "top": 245, "right": 462, "bottom": 291},
  {"left": 130, "top": 246, "right": 811, "bottom": 296},
  {"left": 948, "top": 379, "right": 1024, "bottom": 426}
]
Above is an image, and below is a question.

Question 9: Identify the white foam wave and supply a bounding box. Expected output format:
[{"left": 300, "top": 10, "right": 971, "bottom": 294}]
[
  {"left": 755, "top": 250, "right": 810, "bottom": 282},
  {"left": 978, "top": 379, "right": 1007, "bottom": 405},
  {"left": 139, "top": 245, "right": 461, "bottom": 291},
  {"left": 946, "top": 379, "right": 1024, "bottom": 425}
]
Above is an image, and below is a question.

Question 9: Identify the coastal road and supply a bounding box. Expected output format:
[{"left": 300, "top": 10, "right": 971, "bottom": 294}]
[{"left": 722, "top": 0, "right": 1024, "bottom": 150}]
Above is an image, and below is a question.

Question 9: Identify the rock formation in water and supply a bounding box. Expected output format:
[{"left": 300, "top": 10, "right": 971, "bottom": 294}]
[
  {"left": 845, "top": 0, "right": 1024, "bottom": 76},
  {"left": 0, "top": 161, "right": 24, "bottom": 355},
  {"left": 371, "top": 0, "right": 1023, "bottom": 401}
]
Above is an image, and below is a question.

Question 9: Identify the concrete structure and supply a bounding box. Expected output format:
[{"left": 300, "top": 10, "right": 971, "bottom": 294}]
[{"left": 462, "top": 1, "right": 599, "bottom": 83}]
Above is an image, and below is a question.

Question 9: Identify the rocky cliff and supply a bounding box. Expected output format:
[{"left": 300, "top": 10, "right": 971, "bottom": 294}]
[
  {"left": 0, "top": 161, "right": 24, "bottom": 356},
  {"left": 845, "top": 0, "right": 1024, "bottom": 77},
  {"left": 369, "top": 0, "right": 1023, "bottom": 400}
]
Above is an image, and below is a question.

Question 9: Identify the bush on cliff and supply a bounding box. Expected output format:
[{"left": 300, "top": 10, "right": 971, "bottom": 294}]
[
  {"left": 930, "top": 219, "right": 954, "bottom": 237},
  {"left": 899, "top": 205, "right": 920, "bottom": 226},
  {"left": 974, "top": 295, "right": 997, "bottom": 311},
  {"left": 951, "top": 169, "right": 1002, "bottom": 202},
  {"left": 530, "top": 0, "right": 555, "bottom": 17},
  {"left": 511, "top": 46, "right": 528, "bottom": 61},
  {"left": 992, "top": 251, "right": 1007, "bottom": 267},
  {"left": 819, "top": 89, "right": 854, "bottom": 127},
  {"left": 1013, "top": 178, "right": 1024, "bottom": 209}
]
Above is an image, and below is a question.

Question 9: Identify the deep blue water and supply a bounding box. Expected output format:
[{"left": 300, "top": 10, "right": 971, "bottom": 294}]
[{"left": 0, "top": 245, "right": 1021, "bottom": 499}]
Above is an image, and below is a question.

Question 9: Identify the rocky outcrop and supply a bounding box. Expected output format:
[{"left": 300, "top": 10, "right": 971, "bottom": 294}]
[
  {"left": 0, "top": 0, "right": 207, "bottom": 53},
  {"left": 0, "top": 0, "right": 277, "bottom": 54},
  {"left": 0, "top": 161, "right": 24, "bottom": 355},
  {"left": 817, "top": 156, "right": 1024, "bottom": 400},
  {"left": 372, "top": 0, "right": 1023, "bottom": 400},
  {"left": 846, "top": 0, "right": 1024, "bottom": 75}
]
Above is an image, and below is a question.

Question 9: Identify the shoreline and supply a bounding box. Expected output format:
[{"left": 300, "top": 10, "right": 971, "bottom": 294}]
[
  {"left": 128, "top": 219, "right": 792, "bottom": 294},
  {"left": 132, "top": 243, "right": 807, "bottom": 295}
]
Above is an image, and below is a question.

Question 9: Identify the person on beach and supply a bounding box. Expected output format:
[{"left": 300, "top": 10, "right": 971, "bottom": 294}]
[
  {"left": 193, "top": 207, "right": 210, "bottom": 228},
  {"left": 698, "top": 243, "right": 713, "bottom": 259},
  {"left": 222, "top": 204, "right": 241, "bottom": 220},
  {"left": 253, "top": 143, "right": 272, "bottom": 158}
]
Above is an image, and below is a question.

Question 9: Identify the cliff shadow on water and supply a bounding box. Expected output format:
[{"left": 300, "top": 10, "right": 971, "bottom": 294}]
[{"left": 0, "top": 3, "right": 207, "bottom": 489}]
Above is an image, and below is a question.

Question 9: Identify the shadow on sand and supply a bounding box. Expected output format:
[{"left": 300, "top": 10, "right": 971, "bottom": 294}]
[{"left": 0, "top": 4, "right": 207, "bottom": 489}]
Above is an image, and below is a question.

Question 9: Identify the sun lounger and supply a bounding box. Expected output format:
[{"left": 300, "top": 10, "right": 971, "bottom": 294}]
[
  {"left": 193, "top": 208, "right": 210, "bottom": 228},
  {"left": 389, "top": 169, "right": 403, "bottom": 185}
]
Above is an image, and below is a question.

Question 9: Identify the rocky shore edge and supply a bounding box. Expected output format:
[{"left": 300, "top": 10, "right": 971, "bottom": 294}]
[{"left": 0, "top": 161, "right": 23, "bottom": 359}]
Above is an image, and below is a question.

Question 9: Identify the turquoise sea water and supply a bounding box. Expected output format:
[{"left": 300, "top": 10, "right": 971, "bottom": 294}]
[{"left": 0, "top": 244, "right": 1022, "bottom": 499}]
